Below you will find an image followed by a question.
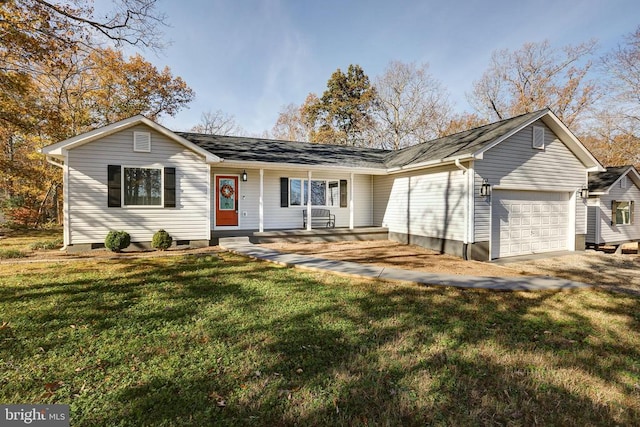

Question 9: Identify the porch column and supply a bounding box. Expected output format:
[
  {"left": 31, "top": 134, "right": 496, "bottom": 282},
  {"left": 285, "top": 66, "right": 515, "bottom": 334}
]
[
  {"left": 259, "top": 168, "right": 264, "bottom": 232},
  {"left": 306, "top": 170, "right": 312, "bottom": 230},
  {"left": 349, "top": 172, "right": 354, "bottom": 229}
]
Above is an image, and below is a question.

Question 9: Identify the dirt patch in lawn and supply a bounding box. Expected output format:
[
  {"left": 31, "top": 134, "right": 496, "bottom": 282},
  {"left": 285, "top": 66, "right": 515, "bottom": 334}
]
[
  {"left": 506, "top": 251, "right": 640, "bottom": 295},
  {"left": 260, "top": 240, "right": 525, "bottom": 277},
  {"left": 260, "top": 240, "right": 640, "bottom": 294}
]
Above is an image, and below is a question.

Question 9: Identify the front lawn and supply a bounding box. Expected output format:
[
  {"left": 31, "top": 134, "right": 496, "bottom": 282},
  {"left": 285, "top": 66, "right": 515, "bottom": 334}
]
[{"left": 0, "top": 246, "right": 639, "bottom": 425}]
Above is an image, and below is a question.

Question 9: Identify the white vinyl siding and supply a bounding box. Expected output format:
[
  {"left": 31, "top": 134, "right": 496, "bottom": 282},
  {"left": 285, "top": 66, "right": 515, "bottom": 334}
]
[
  {"left": 475, "top": 120, "right": 587, "bottom": 242},
  {"left": 592, "top": 179, "right": 640, "bottom": 244},
  {"left": 377, "top": 166, "right": 467, "bottom": 242},
  {"left": 210, "top": 169, "right": 373, "bottom": 230},
  {"left": 67, "top": 124, "right": 209, "bottom": 244},
  {"left": 373, "top": 175, "right": 393, "bottom": 226},
  {"left": 586, "top": 203, "right": 599, "bottom": 243}
]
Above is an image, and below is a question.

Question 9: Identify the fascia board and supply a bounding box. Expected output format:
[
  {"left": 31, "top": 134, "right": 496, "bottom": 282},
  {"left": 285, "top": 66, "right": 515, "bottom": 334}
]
[
  {"left": 218, "top": 159, "right": 389, "bottom": 175},
  {"left": 40, "top": 115, "right": 221, "bottom": 163},
  {"left": 540, "top": 113, "right": 605, "bottom": 171},
  {"left": 386, "top": 155, "right": 475, "bottom": 174}
]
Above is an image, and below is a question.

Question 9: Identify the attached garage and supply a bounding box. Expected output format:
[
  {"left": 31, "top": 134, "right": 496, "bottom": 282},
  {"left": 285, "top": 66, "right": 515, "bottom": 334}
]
[{"left": 491, "top": 190, "right": 571, "bottom": 259}]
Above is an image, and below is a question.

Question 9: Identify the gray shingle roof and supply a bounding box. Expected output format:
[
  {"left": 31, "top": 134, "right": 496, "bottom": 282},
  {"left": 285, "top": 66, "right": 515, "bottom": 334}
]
[
  {"left": 176, "top": 133, "right": 392, "bottom": 169},
  {"left": 176, "top": 109, "right": 549, "bottom": 170},
  {"left": 588, "top": 165, "right": 635, "bottom": 192},
  {"left": 384, "top": 109, "right": 548, "bottom": 168}
]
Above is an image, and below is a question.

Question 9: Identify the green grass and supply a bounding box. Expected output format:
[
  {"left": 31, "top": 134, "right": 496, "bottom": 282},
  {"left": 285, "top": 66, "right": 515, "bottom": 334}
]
[
  {"left": 0, "top": 249, "right": 26, "bottom": 259},
  {"left": 0, "top": 228, "right": 62, "bottom": 252},
  {"left": 0, "top": 237, "right": 639, "bottom": 425}
]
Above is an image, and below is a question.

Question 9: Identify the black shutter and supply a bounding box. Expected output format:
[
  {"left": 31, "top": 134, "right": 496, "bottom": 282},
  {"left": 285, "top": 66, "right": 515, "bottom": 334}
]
[
  {"left": 107, "top": 165, "right": 121, "bottom": 207},
  {"left": 280, "top": 177, "right": 289, "bottom": 207},
  {"left": 340, "top": 179, "right": 348, "bottom": 208},
  {"left": 630, "top": 201, "right": 635, "bottom": 224},
  {"left": 611, "top": 200, "right": 617, "bottom": 226},
  {"left": 164, "top": 167, "right": 176, "bottom": 208}
]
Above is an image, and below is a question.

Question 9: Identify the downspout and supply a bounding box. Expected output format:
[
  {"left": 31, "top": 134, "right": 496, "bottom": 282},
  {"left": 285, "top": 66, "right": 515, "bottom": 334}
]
[{"left": 454, "top": 159, "right": 469, "bottom": 260}]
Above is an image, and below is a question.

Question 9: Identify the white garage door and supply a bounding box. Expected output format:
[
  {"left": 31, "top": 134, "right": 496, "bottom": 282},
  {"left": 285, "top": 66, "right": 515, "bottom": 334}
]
[{"left": 491, "top": 190, "right": 570, "bottom": 259}]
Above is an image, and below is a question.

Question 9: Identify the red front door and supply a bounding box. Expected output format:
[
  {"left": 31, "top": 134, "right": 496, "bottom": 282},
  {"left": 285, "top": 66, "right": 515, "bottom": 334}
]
[{"left": 216, "top": 176, "right": 238, "bottom": 226}]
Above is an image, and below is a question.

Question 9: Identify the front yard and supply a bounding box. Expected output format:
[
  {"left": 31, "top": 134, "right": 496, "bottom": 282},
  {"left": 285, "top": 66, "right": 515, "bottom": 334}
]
[{"left": 1, "top": 230, "right": 639, "bottom": 425}]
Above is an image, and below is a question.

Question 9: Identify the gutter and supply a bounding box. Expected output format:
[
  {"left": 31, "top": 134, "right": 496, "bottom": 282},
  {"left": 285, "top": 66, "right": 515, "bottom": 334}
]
[{"left": 386, "top": 155, "right": 475, "bottom": 174}]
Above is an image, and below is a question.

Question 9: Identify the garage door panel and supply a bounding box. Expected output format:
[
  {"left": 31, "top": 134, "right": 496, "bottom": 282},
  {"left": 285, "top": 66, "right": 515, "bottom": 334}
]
[{"left": 492, "top": 190, "right": 570, "bottom": 259}]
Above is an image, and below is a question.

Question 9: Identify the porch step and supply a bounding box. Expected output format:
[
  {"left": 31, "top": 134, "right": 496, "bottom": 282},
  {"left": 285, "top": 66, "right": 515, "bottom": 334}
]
[
  {"left": 218, "top": 236, "right": 251, "bottom": 245},
  {"left": 252, "top": 227, "right": 388, "bottom": 244},
  {"left": 211, "top": 227, "right": 389, "bottom": 245}
]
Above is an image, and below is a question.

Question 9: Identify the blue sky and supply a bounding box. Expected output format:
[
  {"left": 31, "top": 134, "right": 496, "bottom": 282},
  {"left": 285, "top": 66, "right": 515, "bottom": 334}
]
[{"left": 142, "top": 0, "right": 640, "bottom": 134}]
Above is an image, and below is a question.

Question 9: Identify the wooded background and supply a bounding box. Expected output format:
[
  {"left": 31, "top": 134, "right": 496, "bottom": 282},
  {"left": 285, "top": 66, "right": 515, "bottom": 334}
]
[{"left": 1, "top": 1, "right": 638, "bottom": 226}]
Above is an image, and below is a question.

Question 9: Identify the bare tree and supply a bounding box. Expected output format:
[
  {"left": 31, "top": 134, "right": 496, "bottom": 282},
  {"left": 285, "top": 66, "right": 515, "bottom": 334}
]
[
  {"left": 468, "top": 40, "right": 599, "bottom": 127},
  {"left": 583, "top": 27, "right": 640, "bottom": 168},
  {"left": 190, "top": 110, "right": 243, "bottom": 135},
  {"left": 439, "top": 112, "right": 489, "bottom": 137},
  {"left": 271, "top": 103, "right": 309, "bottom": 141},
  {"left": 373, "top": 61, "right": 452, "bottom": 149},
  {"left": 27, "top": 0, "right": 166, "bottom": 51}
]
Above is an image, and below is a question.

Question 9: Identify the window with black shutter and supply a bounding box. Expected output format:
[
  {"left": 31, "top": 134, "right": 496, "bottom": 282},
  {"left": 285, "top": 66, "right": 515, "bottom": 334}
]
[
  {"left": 280, "top": 177, "right": 289, "bottom": 207},
  {"left": 107, "top": 165, "right": 121, "bottom": 207},
  {"left": 164, "top": 167, "right": 176, "bottom": 208}
]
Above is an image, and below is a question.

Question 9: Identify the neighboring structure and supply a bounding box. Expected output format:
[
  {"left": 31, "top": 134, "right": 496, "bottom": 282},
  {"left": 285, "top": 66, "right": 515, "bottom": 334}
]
[
  {"left": 586, "top": 165, "right": 640, "bottom": 249},
  {"left": 41, "top": 108, "right": 606, "bottom": 260}
]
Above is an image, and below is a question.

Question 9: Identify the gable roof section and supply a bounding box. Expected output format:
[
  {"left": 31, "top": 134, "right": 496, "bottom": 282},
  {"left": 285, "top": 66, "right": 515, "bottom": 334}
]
[
  {"left": 588, "top": 165, "right": 640, "bottom": 194},
  {"left": 385, "top": 110, "right": 548, "bottom": 169},
  {"left": 385, "top": 109, "right": 605, "bottom": 172},
  {"left": 40, "top": 115, "right": 220, "bottom": 163},
  {"left": 177, "top": 133, "right": 391, "bottom": 172}
]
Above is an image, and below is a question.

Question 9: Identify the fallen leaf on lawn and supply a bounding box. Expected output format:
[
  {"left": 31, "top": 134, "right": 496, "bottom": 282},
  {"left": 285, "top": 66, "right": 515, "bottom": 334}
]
[
  {"left": 278, "top": 389, "right": 293, "bottom": 400},
  {"left": 0, "top": 322, "right": 10, "bottom": 330},
  {"left": 216, "top": 399, "right": 226, "bottom": 407},
  {"left": 44, "top": 381, "right": 61, "bottom": 392},
  {"left": 296, "top": 368, "right": 303, "bottom": 374}
]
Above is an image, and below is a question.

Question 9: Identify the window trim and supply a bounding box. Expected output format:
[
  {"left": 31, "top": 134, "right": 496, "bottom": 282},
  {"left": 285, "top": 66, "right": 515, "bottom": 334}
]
[
  {"left": 122, "top": 166, "right": 164, "bottom": 208},
  {"left": 612, "top": 200, "right": 634, "bottom": 226},
  {"left": 286, "top": 177, "right": 348, "bottom": 208}
]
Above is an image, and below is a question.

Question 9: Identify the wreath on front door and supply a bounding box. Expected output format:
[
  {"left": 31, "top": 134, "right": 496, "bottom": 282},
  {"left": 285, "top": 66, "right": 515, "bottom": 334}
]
[{"left": 220, "top": 183, "right": 235, "bottom": 199}]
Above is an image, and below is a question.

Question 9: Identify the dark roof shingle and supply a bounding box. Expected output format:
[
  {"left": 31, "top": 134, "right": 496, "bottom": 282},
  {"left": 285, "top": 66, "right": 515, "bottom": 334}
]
[
  {"left": 177, "top": 133, "right": 392, "bottom": 169},
  {"left": 588, "top": 165, "right": 635, "bottom": 192},
  {"left": 177, "top": 109, "right": 550, "bottom": 170},
  {"left": 384, "top": 109, "right": 548, "bottom": 168}
]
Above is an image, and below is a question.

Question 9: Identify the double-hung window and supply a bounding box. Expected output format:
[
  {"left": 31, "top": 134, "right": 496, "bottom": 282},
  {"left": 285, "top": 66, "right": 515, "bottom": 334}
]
[
  {"left": 123, "top": 167, "right": 162, "bottom": 206},
  {"left": 612, "top": 200, "right": 634, "bottom": 225},
  {"left": 108, "top": 165, "right": 176, "bottom": 208}
]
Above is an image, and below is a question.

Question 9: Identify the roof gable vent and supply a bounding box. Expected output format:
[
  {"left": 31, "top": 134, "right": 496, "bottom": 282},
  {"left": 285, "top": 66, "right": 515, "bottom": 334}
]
[
  {"left": 134, "top": 131, "right": 151, "bottom": 152},
  {"left": 621, "top": 176, "right": 628, "bottom": 189},
  {"left": 532, "top": 126, "right": 545, "bottom": 150}
]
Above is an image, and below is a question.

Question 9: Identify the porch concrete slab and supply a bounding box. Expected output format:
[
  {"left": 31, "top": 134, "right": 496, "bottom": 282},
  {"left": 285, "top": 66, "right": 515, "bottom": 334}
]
[{"left": 219, "top": 238, "right": 591, "bottom": 291}]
